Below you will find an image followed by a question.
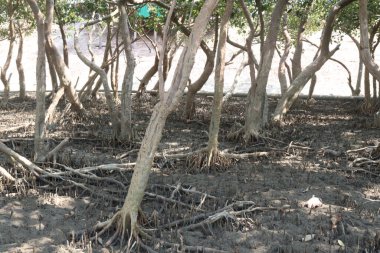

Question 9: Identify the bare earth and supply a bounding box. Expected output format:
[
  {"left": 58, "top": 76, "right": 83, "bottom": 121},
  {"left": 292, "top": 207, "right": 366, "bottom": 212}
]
[{"left": 0, "top": 93, "right": 379, "bottom": 253}]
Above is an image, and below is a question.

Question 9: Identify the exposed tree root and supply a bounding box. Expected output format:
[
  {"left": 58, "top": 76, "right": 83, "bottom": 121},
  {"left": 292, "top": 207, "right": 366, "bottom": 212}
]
[
  {"left": 186, "top": 148, "right": 234, "bottom": 173},
  {"left": 92, "top": 207, "right": 135, "bottom": 247}
]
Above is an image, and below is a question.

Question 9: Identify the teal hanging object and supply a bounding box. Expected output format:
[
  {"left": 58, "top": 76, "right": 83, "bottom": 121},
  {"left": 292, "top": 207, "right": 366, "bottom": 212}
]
[{"left": 138, "top": 4, "right": 150, "bottom": 18}]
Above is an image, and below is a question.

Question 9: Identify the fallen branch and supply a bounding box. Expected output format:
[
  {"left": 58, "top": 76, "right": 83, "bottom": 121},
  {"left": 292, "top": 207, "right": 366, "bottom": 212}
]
[
  {"left": 0, "top": 165, "right": 15, "bottom": 182},
  {"left": 0, "top": 141, "right": 44, "bottom": 176},
  {"left": 38, "top": 137, "right": 70, "bottom": 162}
]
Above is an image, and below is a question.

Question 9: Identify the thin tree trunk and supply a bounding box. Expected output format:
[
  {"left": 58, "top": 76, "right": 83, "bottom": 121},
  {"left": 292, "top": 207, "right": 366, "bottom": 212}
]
[
  {"left": 308, "top": 75, "right": 317, "bottom": 100},
  {"left": 278, "top": 13, "right": 291, "bottom": 95},
  {"left": 45, "top": 0, "right": 83, "bottom": 112},
  {"left": 116, "top": 0, "right": 218, "bottom": 235},
  {"left": 137, "top": 55, "right": 158, "bottom": 96},
  {"left": 25, "top": 0, "right": 47, "bottom": 161},
  {"left": 54, "top": 5, "right": 69, "bottom": 66},
  {"left": 0, "top": 1, "right": 15, "bottom": 105},
  {"left": 355, "top": 59, "right": 363, "bottom": 96},
  {"left": 15, "top": 23, "right": 26, "bottom": 99},
  {"left": 364, "top": 67, "right": 371, "bottom": 104},
  {"left": 273, "top": 0, "right": 355, "bottom": 122},
  {"left": 206, "top": 0, "right": 233, "bottom": 163},
  {"left": 119, "top": 4, "right": 136, "bottom": 141},
  {"left": 74, "top": 32, "right": 120, "bottom": 138},
  {"left": 184, "top": 46, "right": 216, "bottom": 119},
  {"left": 244, "top": 0, "right": 289, "bottom": 139}
]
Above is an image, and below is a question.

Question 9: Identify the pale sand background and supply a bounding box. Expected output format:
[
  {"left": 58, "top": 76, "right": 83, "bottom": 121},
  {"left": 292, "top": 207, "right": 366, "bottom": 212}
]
[{"left": 1, "top": 26, "right": 379, "bottom": 96}]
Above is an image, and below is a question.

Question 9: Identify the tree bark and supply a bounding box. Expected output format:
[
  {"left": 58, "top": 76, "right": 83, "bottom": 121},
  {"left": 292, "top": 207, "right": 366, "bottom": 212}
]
[
  {"left": 25, "top": 0, "right": 47, "bottom": 161},
  {"left": 15, "top": 23, "right": 26, "bottom": 99},
  {"left": 273, "top": 0, "right": 355, "bottom": 122},
  {"left": 74, "top": 32, "right": 120, "bottom": 138},
  {"left": 357, "top": 0, "right": 380, "bottom": 83},
  {"left": 278, "top": 13, "right": 291, "bottom": 95},
  {"left": 45, "top": 0, "right": 83, "bottom": 112},
  {"left": 355, "top": 59, "right": 363, "bottom": 96},
  {"left": 244, "top": 0, "right": 289, "bottom": 139},
  {"left": 357, "top": 0, "right": 380, "bottom": 121},
  {"left": 117, "top": 0, "right": 219, "bottom": 234},
  {"left": 184, "top": 45, "right": 216, "bottom": 119},
  {"left": 291, "top": 1, "right": 313, "bottom": 79},
  {"left": 0, "top": 1, "right": 15, "bottom": 105},
  {"left": 206, "top": 0, "right": 233, "bottom": 162},
  {"left": 119, "top": 4, "right": 136, "bottom": 141}
]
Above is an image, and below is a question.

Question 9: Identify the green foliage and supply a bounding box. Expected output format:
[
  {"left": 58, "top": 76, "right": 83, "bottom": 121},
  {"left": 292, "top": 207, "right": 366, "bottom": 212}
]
[{"left": 336, "top": 0, "right": 380, "bottom": 37}]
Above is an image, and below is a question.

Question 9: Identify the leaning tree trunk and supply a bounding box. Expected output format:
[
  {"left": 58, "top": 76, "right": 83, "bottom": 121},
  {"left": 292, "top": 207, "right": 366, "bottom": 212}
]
[
  {"left": 278, "top": 13, "right": 291, "bottom": 95},
  {"left": 16, "top": 23, "right": 26, "bottom": 100},
  {"left": 119, "top": 4, "right": 136, "bottom": 141},
  {"left": 25, "top": 0, "right": 47, "bottom": 161},
  {"left": 74, "top": 32, "right": 120, "bottom": 138},
  {"left": 206, "top": 0, "right": 233, "bottom": 164},
  {"left": 185, "top": 45, "right": 216, "bottom": 119},
  {"left": 137, "top": 55, "right": 158, "bottom": 96},
  {"left": 244, "top": 0, "right": 289, "bottom": 139},
  {"left": 112, "top": 0, "right": 219, "bottom": 238},
  {"left": 45, "top": 0, "right": 83, "bottom": 112},
  {"left": 0, "top": 1, "right": 15, "bottom": 106},
  {"left": 273, "top": 0, "right": 355, "bottom": 122}
]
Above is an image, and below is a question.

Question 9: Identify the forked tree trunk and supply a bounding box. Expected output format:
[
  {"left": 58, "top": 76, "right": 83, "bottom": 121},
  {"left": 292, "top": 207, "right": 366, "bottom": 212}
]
[
  {"left": 74, "top": 32, "right": 120, "bottom": 138},
  {"left": 119, "top": 4, "right": 136, "bottom": 141},
  {"left": 117, "top": 0, "right": 218, "bottom": 233},
  {"left": 273, "top": 0, "right": 355, "bottom": 122},
  {"left": 206, "top": 0, "right": 233, "bottom": 161},
  {"left": 244, "top": 0, "right": 288, "bottom": 139},
  {"left": 25, "top": 0, "right": 47, "bottom": 161},
  {"left": 16, "top": 24, "right": 26, "bottom": 99},
  {"left": 278, "top": 13, "right": 291, "bottom": 95},
  {"left": 0, "top": 1, "right": 15, "bottom": 105},
  {"left": 45, "top": 0, "right": 83, "bottom": 112}
]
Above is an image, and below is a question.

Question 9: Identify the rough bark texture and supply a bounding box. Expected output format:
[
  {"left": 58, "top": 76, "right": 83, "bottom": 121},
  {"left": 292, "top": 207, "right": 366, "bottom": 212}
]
[
  {"left": 273, "top": 0, "right": 355, "bottom": 122},
  {"left": 119, "top": 4, "right": 136, "bottom": 141},
  {"left": 25, "top": 0, "right": 46, "bottom": 161},
  {"left": 207, "top": 0, "right": 233, "bottom": 158},
  {"left": 244, "top": 0, "right": 289, "bottom": 139},
  {"left": 278, "top": 13, "right": 291, "bottom": 95},
  {"left": 45, "top": 0, "right": 83, "bottom": 112},
  {"left": 119, "top": 0, "right": 219, "bottom": 233},
  {"left": 16, "top": 24, "right": 26, "bottom": 99}
]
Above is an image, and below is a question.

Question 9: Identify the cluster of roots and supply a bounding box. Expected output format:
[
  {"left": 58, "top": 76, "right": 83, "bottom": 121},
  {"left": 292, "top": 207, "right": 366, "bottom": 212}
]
[{"left": 186, "top": 148, "right": 233, "bottom": 173}]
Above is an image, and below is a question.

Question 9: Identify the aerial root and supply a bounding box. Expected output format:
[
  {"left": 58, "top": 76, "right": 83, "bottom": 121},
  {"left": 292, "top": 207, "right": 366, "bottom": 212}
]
[
  {"left": 186, "top": 148, "right": 233, "bottom": 172},
  {"left": 91, "top": 208, "right": 137, "bottom": 248}
]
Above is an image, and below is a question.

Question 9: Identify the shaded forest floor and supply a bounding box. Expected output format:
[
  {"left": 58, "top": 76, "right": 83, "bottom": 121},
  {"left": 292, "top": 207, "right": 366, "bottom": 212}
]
[{"left": 0, "top": 92, "right": 379, "bottom": 253}]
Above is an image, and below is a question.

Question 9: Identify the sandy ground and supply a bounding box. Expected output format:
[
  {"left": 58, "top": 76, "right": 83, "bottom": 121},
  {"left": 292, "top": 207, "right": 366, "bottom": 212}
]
[{"left": 1, "top": 25, "right": 379, "bottom": 97}]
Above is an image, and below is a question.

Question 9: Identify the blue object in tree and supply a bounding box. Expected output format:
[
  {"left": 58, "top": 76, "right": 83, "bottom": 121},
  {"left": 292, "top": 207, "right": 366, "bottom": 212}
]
[{"left": 138, "top": 4, "right": 150, "bottom": 18}]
